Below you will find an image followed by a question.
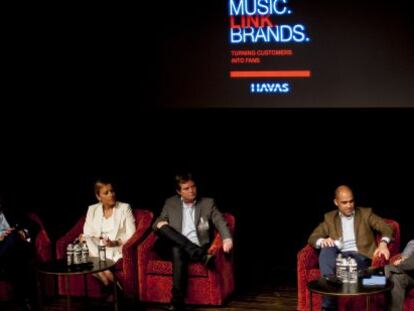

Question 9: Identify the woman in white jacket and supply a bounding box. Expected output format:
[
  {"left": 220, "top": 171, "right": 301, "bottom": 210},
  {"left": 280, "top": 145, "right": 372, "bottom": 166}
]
[{"left": 81, "top": 179, "right": 136, "bottom": 287}]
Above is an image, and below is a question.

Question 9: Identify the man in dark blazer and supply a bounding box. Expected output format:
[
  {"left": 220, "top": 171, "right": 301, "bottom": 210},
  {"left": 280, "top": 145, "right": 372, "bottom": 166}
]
[
  {"left": 0, "top": 197, "right": 39, "bottom": 311},
  {"left": 386, "top": 240, "right": 414, "bottom": 311},
  {"left": 308, "top": 185, "right": 393, "bottom": 311},
  {"left": 153, "top": 172, "right": 233, "bottom": 311}
]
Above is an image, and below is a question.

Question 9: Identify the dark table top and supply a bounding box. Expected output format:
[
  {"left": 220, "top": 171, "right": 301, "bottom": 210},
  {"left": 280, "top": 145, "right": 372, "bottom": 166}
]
[
  {"left": 308, "top": 278, "right": 393, "bottom": 297},
  {"left": 37, "top": 257, "right": 116, "bottom": 276}
]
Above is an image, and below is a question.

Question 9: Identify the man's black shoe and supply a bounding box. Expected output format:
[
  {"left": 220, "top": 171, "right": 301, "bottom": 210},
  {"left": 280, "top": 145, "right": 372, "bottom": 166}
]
[
  {"left": 19, "top": 299, "right": 35, "bottom": 311},
  {"left": 203, "top": 253, "right": 215, "bottom": 267},
  {"left": 166, "top": 303, "right": 186, "bottom": 311}
]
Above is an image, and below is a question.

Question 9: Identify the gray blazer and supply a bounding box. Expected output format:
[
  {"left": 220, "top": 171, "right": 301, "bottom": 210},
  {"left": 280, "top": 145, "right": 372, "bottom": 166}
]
[{"left": 153, "top": 196, "right": 232, "bottom": 246}]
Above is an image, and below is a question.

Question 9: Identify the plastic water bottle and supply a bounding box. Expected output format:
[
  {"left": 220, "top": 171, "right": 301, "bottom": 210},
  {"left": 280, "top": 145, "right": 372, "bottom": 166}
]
[
  {"left": 73, "top": 242, "right": 82, "bottom": 265},
  {"left": 349, "top": 258, "right": 358, "bottom": 284},
  {"left": 98, "top": 236, "right": 106, "bottom": 262},
  {"left": 337, "top": 257, "right": 348, "bottom": 282},
  {"left": 336, "top": 254, "right": 348, "bottom": 282},
  {"left": 336, "top": 253, "right": 343, "bottom": 279},
  {"left": 342, "top": 257, "right": 351, "bottom": 283},
  {"left": 66, "top": 243, "right": 74, "bottom": 265},
  {"left": 81, "top": 241, "right": 89, "bottom": 264}
]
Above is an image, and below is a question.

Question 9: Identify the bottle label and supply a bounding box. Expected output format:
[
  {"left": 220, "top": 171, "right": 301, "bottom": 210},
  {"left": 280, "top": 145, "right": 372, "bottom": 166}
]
[
  {"left": 99, "top": 246, "right": 106, "bottom": 261},
  {"left": 67, "top": 252, "right": 73, "bottom": 265}
]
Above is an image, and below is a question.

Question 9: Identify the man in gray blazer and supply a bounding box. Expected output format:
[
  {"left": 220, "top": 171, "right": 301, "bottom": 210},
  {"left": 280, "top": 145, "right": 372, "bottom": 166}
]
[
  {"left": 153, "top": 172, "right": 233, "bottom": 311},
  {"left": 386, "top": 240, "right": 414, "bottom": 311}
]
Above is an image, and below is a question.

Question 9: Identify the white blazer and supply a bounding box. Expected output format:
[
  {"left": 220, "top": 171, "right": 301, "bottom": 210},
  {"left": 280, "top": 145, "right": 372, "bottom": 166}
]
[{"left": 83, "top": 201, "right": 136, "bottom": 261}]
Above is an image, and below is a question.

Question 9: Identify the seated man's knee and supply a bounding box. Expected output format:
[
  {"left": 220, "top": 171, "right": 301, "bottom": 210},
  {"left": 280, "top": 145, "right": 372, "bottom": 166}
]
[
  {"left": 319, "top": 246, "right": 338, "bottom": 257},
  {"left": 391, "top": 274, "right": 409, "bottom": 289},
  {"left": 155, "top": 223, "right": 172, "bottom": 237},
  {"left": 156, "top": 221, "right": 169, "bottom": 230},
  {"left": 155, "top": 225, "right": 168, "bottom": 239}
]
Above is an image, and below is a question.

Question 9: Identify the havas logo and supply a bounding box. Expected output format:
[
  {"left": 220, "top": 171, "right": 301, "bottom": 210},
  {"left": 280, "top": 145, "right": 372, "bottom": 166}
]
[{"left": 250, "top": 82, "right": 290, "bottom": 93}]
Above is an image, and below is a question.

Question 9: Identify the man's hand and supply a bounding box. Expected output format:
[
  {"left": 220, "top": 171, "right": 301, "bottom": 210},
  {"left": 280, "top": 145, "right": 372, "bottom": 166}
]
[
  {"left": 156, "top": 221, "right": 169, "bottom": 229},
  {"left": 0, "top": 228, "right": 15, "bottom": 242},
  {"left": 4, "top": 228, "right": 14, "bottom": 235},
  {"left": 17, "top": 230, "right": 27, "bottom": 241},
  {"left": 394, "top": 255, "right": 407, "bottom": 266},
  {"left": 222, "top": 239, "right": 233, "bottom": 253},
  {"left": 373, "top": 241, "right": 390, "bottom": 260},
  {"left": 320, "top": 237, "right": 336, "bottom": 248}
]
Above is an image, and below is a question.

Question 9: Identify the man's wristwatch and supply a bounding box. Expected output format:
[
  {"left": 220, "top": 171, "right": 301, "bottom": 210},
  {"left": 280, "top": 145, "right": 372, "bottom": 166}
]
[{"left": 380, "top": 239, "right": 389, "bottom": 245}]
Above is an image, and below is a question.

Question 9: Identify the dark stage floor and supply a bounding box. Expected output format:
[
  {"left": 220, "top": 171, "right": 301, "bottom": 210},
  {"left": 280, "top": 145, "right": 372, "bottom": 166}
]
[
  {"left": 1, "top": 285, "right": 297, "bottom": 311},
  {"left": 1, "top": 267, "right": 298, "bottom": 311}
]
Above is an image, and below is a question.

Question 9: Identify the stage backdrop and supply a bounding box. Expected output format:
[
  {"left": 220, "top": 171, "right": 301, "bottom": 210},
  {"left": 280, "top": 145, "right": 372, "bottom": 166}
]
[{"left": 154, "top": 0, "right": 414, "bottom": 108}]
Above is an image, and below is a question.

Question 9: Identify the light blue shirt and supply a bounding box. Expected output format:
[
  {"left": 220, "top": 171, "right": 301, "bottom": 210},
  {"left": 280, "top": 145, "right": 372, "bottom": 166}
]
[
  {"left": 181, "top": 200, "right": 200, "bottom": 246},
  {"left": 340, "top": 212, "right": 358, "bottom": 252},
  {"left": 0, "top": 211, "right": 11, "bottom": 234}
]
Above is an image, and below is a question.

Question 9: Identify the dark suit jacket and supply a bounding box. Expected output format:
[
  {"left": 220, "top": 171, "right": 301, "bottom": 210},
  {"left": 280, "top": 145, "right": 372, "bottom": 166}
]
[
  {"left": 1, "top": 210, "right": 40, "bottom": 241},
  {"left": 0, "top": 210, "right": 39, "bottom": 265},
  {"left": 153, "top": 196, "right": 232, "bottom": 246},
  {"left": 308, "top": 207, "right": 393, "bottom": 259}
]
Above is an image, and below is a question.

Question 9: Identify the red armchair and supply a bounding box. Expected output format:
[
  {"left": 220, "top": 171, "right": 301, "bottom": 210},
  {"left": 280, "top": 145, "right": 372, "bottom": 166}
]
[
  {"left": 297, "top": 219, "right": 400, "bottom": 311},
  {"left": 0, "top": 212, "right": 53, "bottom": 301},
  {"left": 56, "top": 209, "right": 153, "bottom": 299},
  {"left": 137, "top": 213, "right": 235, "bottom": 305},
  {"left": 389, "top": 253, "right": 414, "bottom": 311}
]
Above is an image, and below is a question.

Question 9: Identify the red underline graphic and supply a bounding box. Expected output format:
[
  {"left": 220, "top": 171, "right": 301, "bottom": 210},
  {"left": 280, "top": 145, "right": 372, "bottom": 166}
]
[{"left": 230, "top": 70, "right": 311, "bottom": 78}]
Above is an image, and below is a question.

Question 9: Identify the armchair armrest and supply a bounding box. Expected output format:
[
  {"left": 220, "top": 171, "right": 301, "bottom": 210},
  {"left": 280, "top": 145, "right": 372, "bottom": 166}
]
[
  {"left": 36, "top": 229, "right": 53, "bottom": 262},
  {"left": 26, "top": 212, "right": 53, "bottom": 262},
  {"left": 138, "top": 231, "right": 158, "bottom": 261},
  {"left": 122, "top": 210, "right": 153, "bottom": 262},
  {"left": 207, "top": 232, "right": 234, "bottom": 303},
  {"left": 121, "top": 209, "right": 153, "bottom": 298},
  {"left": 297, "top": 245, "right": 319, "bottom": 311},
  {"left": 298, "top": 245, "right": 319, "bottom": 271},
  {"left": 371, "top": 253, "right": 388, "bottom": 268},
  {"left": 209, "top": 212, "right": 235, "bottom": 255},
  {"left": 208, "top": 232, "right": 223, "bottom": 255},
  {"left": 137, "top": 231, "right": 159, "bottom": 300},
  {"left": 56, "top": 216, "right": 85, "bottom": 259},
  {"left": 372, "top": 223, "right": 400, "bottom": 268}
]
